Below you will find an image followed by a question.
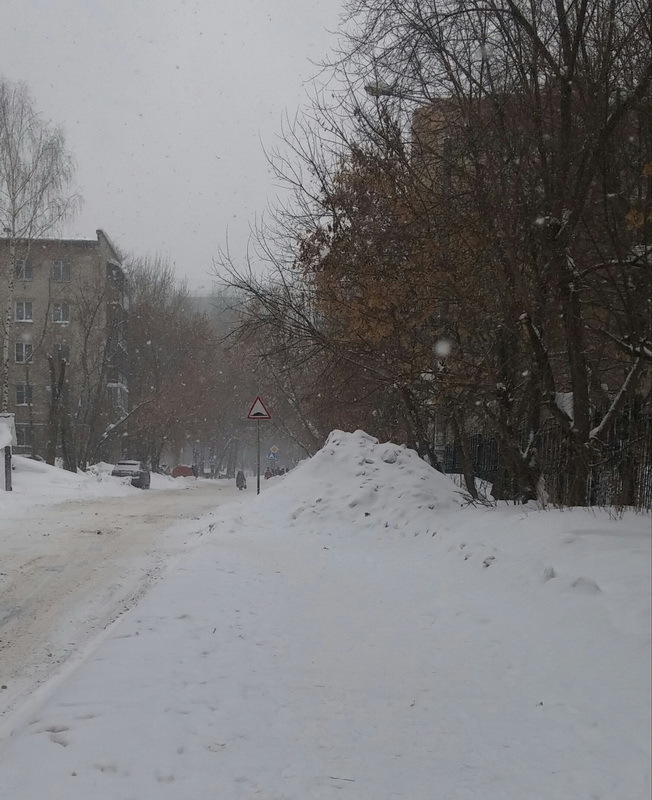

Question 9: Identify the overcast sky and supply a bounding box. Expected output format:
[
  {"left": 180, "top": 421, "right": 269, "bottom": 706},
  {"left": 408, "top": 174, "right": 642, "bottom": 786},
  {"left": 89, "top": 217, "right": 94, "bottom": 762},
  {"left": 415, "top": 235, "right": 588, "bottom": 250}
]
[{"left": 1, "top": 0, "right": 343, "bottom": 291}]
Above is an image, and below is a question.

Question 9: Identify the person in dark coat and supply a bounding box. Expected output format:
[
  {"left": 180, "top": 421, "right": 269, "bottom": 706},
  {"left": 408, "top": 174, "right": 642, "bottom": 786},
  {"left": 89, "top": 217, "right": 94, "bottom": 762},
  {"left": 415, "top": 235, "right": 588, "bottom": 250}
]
[{"left": 236, "top": 470, "right": 247, "bottom": 490}]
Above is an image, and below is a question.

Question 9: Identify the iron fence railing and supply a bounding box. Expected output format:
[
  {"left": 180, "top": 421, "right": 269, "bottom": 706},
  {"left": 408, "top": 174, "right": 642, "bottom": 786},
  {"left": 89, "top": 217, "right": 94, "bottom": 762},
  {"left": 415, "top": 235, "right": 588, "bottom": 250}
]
[{"left": 444, "top": 405, "right": 652, "bottom": 510}]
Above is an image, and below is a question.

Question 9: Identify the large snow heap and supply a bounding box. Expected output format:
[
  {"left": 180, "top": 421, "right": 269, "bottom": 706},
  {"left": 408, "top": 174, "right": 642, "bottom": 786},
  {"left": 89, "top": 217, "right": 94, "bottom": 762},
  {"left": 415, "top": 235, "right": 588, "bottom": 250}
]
[{"left": 256, "top": 430, "right": 462, "bottom": 534}]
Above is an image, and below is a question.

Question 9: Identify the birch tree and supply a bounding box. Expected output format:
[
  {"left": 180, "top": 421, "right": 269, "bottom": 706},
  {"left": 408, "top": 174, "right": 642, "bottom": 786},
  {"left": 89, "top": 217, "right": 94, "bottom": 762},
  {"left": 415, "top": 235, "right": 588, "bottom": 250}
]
[{"left": 0, "top": 78, "right": 79, "bottom": 412}]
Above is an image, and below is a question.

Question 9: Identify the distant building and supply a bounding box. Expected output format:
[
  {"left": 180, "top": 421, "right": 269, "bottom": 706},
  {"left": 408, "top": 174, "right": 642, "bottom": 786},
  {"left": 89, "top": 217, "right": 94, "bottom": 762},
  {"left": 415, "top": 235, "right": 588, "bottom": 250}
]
[{"left": 0, "top": 229, "right": 128, "bottom": 463}]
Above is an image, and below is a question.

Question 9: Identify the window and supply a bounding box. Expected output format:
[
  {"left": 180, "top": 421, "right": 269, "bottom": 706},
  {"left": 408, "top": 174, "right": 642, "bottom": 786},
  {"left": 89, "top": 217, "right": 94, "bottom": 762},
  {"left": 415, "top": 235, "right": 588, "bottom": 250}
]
[
  {"left": 15, "top": 260, "right": 33, "bottom": 280},
  {"left": 15, "top": 300, "right": 33, "bottom": 322},
  {"left": 51, "top": 260, "right": 71, "bottom": 281},
  {"left": 15, "top": 341, "right": 33, "bottom": 363},
  {"left": 54, "top": 343, "right": 70, "bottom": 360},
  {"left": 52, "top": 302, "right": 70, "bottom": 323},
  {"left": 15, "top": 423, "right": 32, "bottom": 448},
  {"left": 107, "top": 383, "right": 128, "bottom": 412},
  {"left": 15, "top": 383, "right": 33, "bottom": 406}
]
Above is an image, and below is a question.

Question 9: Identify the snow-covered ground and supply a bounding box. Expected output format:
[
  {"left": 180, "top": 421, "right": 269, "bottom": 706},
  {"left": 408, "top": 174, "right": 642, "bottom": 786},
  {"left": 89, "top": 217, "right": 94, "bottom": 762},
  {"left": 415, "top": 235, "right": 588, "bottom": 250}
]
[
  {"left": 0, "top": 431, "right": 650, "bottom": 799},
  {"left": 0, "top": 456, "right": 240, "bottom": 723},
  {"left": 0, "top": 456, "right": 200, "bottom": 520}
]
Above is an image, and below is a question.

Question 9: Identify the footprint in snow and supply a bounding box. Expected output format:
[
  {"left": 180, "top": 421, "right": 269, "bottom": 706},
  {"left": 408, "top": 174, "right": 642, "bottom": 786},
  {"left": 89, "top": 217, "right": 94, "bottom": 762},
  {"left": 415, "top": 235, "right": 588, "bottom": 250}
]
[
  {"left": 94, "top": 762, "right": 118, "bottom": 773},
  {"left": 571, "top": 577, "right": 601, "bottom": 594},
  {"left": 45, "top": 724, "right": 69, "bottom": 733}
]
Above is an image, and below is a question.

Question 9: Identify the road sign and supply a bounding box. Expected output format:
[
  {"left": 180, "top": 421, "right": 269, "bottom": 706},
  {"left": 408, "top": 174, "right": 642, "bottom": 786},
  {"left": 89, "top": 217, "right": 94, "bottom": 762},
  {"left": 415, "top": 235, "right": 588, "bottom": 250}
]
[
  {"left": 270, "top": 445, "right": 279, "bottom": 454},
  {"left": 248, "top": 397, "right": 272, "bottom": 495},
  {"left": 267, "top": 452, "right": 278, "bottom": 461},
  {"left": 247, "top": 396, "right": 271, "bottom": 420}
]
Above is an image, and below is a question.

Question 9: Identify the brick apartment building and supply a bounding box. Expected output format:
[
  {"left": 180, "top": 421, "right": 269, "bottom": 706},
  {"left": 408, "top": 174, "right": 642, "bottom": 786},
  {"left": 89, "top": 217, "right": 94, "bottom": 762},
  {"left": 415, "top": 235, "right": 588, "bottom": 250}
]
[{"left": 0, "top": 230, "right": 128, "bottom": 463}]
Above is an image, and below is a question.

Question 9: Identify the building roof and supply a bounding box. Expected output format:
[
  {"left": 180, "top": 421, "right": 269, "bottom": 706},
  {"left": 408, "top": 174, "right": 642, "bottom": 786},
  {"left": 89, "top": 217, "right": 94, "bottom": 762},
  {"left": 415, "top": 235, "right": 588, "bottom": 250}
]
[{"left": 0, "top": 229, "right": 123, "bottom": 265}]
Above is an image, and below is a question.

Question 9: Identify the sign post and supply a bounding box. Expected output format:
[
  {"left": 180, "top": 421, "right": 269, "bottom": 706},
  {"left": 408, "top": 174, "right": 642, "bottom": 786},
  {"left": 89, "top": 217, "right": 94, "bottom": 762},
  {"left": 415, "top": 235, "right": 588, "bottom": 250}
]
[
  {"left": 247, "top": 396, "right": 272, "bottom": 494},
  {"left": 257, "top": 419, "right": 260, "bottom": 494}
]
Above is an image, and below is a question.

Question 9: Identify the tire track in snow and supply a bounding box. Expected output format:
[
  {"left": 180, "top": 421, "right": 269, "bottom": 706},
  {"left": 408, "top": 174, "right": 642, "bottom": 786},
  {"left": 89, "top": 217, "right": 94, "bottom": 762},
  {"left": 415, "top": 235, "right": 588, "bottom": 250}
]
[{"left": 0, "top": 481, "right": 241, "bottom": 722}]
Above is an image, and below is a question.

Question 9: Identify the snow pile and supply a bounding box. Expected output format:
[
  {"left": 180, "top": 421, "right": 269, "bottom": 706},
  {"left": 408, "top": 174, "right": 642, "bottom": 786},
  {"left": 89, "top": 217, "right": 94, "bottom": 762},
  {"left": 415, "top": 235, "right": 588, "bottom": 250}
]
[
  {"left": 151, "top": 473, "right": 204, "bottom": 490},
  {"left": 84, "top": 460, "right": 115, "bottom": 476},
  {"left": 257, "top": 429, "right": 462, "bottom": 534}
]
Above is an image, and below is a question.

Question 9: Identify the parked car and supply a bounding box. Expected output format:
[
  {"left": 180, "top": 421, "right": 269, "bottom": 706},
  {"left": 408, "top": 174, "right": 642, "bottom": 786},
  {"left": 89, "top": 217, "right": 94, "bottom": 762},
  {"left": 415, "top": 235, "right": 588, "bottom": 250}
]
[
  {"left": 111, "top": 460, "right": 151, "bottom": 489},
  {"left": 171, "top": 464, "right": 194, "bottom": 478}
]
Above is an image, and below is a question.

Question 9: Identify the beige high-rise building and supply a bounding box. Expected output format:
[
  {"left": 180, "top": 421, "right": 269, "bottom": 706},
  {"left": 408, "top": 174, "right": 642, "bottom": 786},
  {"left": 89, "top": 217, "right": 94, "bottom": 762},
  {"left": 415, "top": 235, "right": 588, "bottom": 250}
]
[{"left": 0, "top": 230, "right": 128, "bottom": 463}]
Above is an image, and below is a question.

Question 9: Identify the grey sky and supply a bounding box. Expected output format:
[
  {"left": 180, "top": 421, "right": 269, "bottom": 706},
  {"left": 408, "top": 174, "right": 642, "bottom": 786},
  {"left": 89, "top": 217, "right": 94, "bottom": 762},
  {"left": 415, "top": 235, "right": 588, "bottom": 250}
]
[{"left": 2, "top": 0, "right": 343, "bottom": 290}]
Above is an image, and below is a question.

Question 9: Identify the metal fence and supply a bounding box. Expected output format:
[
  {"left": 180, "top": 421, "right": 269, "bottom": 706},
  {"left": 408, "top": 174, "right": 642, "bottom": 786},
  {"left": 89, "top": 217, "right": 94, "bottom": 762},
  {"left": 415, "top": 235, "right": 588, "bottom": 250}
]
[{"left": 444, "top": 404, "right": 652, "bottom": 509}]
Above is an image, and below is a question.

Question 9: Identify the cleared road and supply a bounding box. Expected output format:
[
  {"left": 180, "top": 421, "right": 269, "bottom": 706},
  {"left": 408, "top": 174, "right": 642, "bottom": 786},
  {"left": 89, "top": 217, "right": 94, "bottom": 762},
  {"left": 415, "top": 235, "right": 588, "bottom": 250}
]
[{"left": 0, "top": 481, "right": 240, "bottom": 722}]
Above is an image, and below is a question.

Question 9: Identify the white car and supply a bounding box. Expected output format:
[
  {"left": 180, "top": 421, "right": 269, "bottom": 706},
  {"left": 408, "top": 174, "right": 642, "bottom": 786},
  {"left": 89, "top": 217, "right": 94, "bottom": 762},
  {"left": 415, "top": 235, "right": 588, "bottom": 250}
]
[{"left": 111, "top": 460, "right": 151, "bottom": 489}]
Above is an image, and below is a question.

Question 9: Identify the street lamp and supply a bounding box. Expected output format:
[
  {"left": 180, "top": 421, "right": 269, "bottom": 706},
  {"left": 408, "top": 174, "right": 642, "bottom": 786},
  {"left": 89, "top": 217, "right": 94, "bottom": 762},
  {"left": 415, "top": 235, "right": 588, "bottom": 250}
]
[
  {"left": 364, "top": 82, "right": 426, "bottom": 103},
  {"left": 364, "top": 81, "right": 399, "bottom": 98}
]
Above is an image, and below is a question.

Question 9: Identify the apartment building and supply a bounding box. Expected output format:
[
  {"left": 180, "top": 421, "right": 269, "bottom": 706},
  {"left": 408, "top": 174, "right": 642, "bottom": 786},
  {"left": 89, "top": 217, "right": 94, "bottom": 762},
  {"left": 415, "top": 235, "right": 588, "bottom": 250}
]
[{"left": 0, "top": 229, "right": 128, "bottom": 463}]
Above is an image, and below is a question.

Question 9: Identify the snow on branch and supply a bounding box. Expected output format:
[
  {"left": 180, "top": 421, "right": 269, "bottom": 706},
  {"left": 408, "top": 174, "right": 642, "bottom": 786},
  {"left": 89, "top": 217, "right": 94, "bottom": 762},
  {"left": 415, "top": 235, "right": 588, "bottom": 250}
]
[
  {"left": 589, "top": 358, "right": 644, "bottom": 443},
  {"left": 600, "top": 330, "right": 652, "bottom": 363}
]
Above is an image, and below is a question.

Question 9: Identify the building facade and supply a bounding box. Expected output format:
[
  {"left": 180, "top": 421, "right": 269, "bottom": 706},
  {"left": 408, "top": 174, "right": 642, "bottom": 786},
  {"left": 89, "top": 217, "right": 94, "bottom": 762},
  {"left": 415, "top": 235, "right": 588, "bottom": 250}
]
[{"left": 0, "top": 230, "right": 128, "bottom": 464}]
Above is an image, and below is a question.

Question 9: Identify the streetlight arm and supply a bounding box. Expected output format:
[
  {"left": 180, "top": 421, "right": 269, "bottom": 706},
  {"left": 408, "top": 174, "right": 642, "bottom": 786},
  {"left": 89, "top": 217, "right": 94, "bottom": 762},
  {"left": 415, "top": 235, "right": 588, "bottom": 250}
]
[{"left": 364, "top": 82, "right": 398, "bottom": 98}]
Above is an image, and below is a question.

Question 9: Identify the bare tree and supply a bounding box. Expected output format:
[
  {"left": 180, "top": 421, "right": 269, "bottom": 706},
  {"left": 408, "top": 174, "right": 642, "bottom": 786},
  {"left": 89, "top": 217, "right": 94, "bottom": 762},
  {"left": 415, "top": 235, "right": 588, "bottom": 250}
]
[
  {"left": 123, "top": 257, "right": 237, "bottom": 471},
  {"left": 0, "top": 78, "right": 79, "bottom": 412},
  {"left": 335, "top": 0, "right": 652, "bottom": 504},
  {"left": 216, "top": 0, "right": 651, "bottom": 506}
]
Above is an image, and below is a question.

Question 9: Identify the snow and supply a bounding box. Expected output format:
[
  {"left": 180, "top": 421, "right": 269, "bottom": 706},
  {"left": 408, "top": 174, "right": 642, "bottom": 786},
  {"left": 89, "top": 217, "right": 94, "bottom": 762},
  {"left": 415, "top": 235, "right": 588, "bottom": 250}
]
[
  {"left": 0, "top": 455, "right": 203, "bottom": 519},
  {"left": 0, "top": 430, "right": 649, "bottom": 798},
  {"left": 0, "top": 415, "right": 15, "bottom": 449},
  {"left": 0, "top": 428, "right": 11, "bottom": 449},
  {"left": 555, "top": 390, "right": 574, "bottom": 421}
]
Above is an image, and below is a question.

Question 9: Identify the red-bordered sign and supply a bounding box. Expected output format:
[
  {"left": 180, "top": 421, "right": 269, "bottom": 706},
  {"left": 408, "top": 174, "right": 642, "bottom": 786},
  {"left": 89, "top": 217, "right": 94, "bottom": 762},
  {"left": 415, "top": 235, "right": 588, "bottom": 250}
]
[{"left": 247, "top": 396, "right": 271, "bottom": 420}]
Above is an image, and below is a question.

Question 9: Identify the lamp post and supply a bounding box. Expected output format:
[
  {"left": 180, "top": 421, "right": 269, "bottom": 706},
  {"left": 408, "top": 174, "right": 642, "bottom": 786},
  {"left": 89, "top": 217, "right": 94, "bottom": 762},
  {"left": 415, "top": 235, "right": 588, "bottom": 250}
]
[
  {"left": 364, "top": 82, "right": 426, "bottom": 103},
  {"left": 364, "top": 81, "right": 399, "bottom": 98}
]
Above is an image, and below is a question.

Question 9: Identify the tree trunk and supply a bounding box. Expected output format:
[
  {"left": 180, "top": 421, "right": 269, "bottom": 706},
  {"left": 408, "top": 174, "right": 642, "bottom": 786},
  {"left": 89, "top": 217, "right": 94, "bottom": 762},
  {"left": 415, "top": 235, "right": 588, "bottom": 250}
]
[
  {"left": 451, "top": 412, "right": 478, "bottom": 500},
  {"left": 560, "top": 273, "right": 591, "bottom": 505},
  {"left": 46, "top": 356, "right": 65, "bottom": 465},
  {"left": 1, "top": 238, "right": 16, "bottom": 413},
  {"left": 60, "top": 372, "right": 76, "bottom": 472}
]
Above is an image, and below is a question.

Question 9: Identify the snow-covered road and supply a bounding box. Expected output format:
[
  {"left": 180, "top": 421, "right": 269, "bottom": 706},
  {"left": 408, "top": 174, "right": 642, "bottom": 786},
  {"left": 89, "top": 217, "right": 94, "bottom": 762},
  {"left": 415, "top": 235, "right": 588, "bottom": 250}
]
[{"left": 0, "top": 480, "right": 240, "bottom": 721}]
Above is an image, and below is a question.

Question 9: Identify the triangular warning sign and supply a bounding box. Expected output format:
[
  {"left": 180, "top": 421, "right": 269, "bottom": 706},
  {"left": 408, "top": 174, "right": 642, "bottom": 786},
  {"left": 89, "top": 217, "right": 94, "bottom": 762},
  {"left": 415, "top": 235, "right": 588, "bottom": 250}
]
[{"left": 247, "top": 396, "right": 271, "bottom": 420}]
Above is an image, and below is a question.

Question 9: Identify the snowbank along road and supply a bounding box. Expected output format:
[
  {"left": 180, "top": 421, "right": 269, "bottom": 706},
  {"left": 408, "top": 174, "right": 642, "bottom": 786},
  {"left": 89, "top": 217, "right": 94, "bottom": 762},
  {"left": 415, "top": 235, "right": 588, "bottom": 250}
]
[{"left": 0, "top": 481, "right": 240, "bottom": 722}]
